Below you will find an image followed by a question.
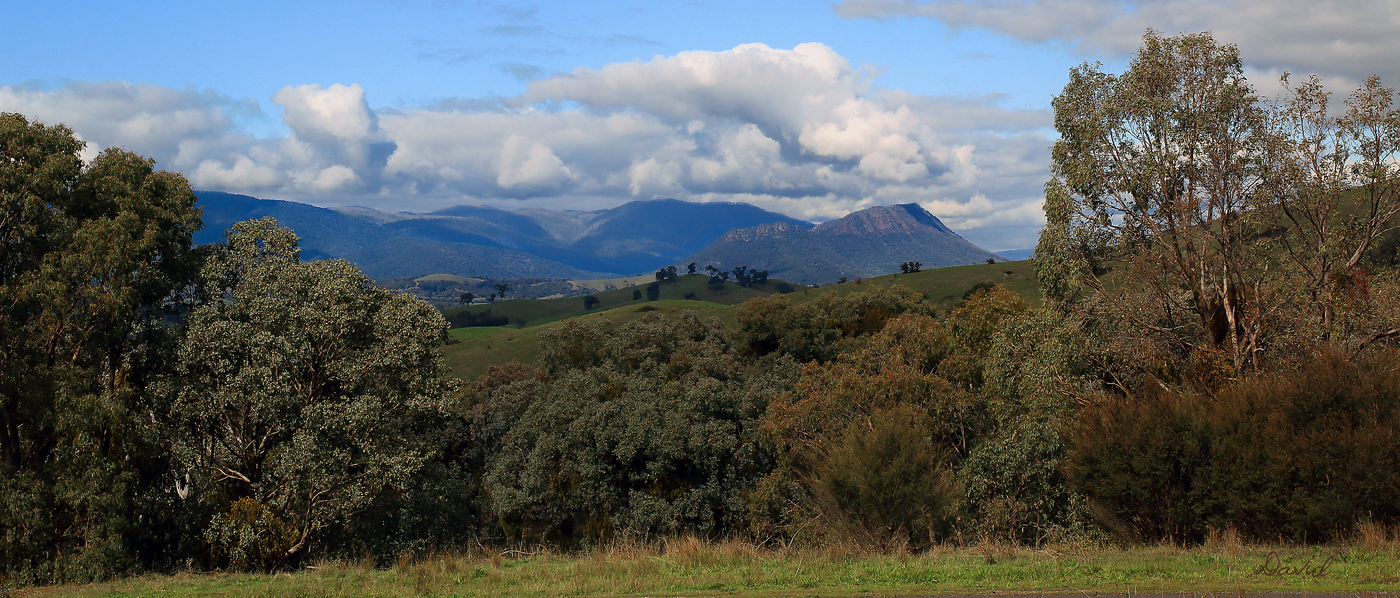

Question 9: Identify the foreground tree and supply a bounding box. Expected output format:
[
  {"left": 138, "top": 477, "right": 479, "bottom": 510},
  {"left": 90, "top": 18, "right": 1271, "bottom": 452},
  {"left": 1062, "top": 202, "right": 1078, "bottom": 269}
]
[
  {"left": 1, "top": 113, "right": 203, "bottom": 582},
  {"left": 165, "top": 218, "right": 454, "bottom": 568},
  {"left": 1037, "top": 30, "right": 1400, "bottom": 373},
  {"left": 1038, "top": 31, "right": 1270, "bottom": 372}
]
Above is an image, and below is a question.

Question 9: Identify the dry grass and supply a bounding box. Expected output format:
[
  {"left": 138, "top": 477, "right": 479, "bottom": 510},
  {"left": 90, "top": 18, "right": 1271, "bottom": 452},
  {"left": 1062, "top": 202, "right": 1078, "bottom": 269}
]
[
  {"left": 16, "top": 533, "right": 1400, "bottom": 597},
  {"left": 1354, "top": 519, "right": 1399, "bottom": 554}
]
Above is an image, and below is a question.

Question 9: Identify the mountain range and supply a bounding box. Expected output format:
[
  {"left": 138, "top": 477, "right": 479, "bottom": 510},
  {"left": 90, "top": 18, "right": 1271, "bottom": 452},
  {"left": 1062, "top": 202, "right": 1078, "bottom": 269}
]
[{"left": 193, "top": 192, "right": 1007, "bottom": 284}]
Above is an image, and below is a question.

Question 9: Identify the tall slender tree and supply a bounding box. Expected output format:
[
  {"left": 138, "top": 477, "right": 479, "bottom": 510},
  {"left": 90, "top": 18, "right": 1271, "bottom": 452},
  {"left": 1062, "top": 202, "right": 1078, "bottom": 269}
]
[{"left": 1, "top": 113, "right": 202, "bottom": 581}]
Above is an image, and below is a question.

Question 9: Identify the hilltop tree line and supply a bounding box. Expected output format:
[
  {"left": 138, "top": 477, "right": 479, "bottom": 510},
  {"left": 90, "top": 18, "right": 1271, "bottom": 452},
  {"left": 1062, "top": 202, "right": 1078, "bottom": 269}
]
[{"left": 3, "top": 30, "right": 1400, "bottom": 586}]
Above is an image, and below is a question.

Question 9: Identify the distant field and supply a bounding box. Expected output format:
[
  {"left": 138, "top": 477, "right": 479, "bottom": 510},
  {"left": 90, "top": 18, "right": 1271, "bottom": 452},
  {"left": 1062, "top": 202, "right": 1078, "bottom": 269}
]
[
  {"left": 566, "top": 274, "right": 664, "bottom": 292},
  {"left": 414, "top": 273, "right": 480, "bottom": 284},
  {"left": 441, "top": 274, "right": 776, "bottom": 329},
  {"left": 441, "top": 261, "right": 1039, "bottom": 379},
  {"left": 444, "top": 299, "right": 734, "bottom": 378},
  {"left": 790, "top": 260, "right": 1039, "bottom": 311}
]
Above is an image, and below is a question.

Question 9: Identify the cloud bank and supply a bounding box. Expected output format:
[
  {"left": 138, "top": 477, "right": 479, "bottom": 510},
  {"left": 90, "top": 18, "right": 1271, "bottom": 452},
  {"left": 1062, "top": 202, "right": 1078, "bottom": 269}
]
[
  {"left": 2, "top": 44, "right": 1054, "bottom": 249},
  {"left": 833, "top": 0, "right": 1400, "bottom": 89}
]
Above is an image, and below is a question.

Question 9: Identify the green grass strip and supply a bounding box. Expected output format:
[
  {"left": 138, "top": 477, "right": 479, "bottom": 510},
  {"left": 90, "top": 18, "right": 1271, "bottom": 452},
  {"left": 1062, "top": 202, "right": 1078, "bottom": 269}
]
[{"left": 25, "top": 540, "right": 1400, "bottom": 597}]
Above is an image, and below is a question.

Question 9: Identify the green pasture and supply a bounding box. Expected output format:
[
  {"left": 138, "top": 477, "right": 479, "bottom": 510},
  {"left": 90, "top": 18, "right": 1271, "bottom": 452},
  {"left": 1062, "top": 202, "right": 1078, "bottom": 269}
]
[{"left": 440, "top": 261, "right": 1039, "bottom": 379}]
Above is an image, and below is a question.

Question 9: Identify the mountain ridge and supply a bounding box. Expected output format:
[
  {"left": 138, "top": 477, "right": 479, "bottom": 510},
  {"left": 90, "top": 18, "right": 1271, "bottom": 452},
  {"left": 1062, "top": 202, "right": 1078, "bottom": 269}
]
[
  {"left": 194, "top": 192, "right": 814, "bottom": 279},
  {"left": 679, "top": 203, "right": 1004, "bottom": 285}
]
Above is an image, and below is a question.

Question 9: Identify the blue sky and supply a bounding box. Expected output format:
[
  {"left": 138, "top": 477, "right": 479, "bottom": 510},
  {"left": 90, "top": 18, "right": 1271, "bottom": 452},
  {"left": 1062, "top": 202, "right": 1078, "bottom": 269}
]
[{"left": 3, "top": 0, "right": 1397, "bottom": 251}]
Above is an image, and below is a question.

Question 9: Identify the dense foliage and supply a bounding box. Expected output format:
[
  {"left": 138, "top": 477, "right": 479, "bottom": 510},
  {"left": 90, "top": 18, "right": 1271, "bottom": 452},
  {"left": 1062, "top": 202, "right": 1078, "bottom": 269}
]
[{"left": 1, "top": 112, "right": 202, "bottom": 584}]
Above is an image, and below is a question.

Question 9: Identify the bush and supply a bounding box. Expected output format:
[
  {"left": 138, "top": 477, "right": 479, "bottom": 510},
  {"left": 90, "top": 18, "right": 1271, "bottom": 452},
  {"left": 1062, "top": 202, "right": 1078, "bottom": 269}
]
[
  {"left": 483, "top": 314, "right": 794, "bottom": 543},
  {"left": 1067, "top": 349, "right": 1400, "bottom": 543},
  {"left": 812, "top": 408, "right": 957, "bottom": 547},
  {"left": 205, "top": 499, "right": 298, "bottom": 572},
  {"left": 959, "top": 415, "right": 1087, "bottom": 544}
]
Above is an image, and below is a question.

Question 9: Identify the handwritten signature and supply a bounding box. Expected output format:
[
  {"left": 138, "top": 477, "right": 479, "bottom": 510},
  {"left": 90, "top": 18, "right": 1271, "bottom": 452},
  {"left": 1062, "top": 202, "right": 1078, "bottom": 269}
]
[{"left": 1252, "top": 551, "right": 1335, "bottom": 578}]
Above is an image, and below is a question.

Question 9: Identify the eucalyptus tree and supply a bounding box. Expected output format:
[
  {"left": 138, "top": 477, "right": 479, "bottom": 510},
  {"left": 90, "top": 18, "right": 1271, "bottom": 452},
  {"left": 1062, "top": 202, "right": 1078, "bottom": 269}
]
[
  {"left": 1037, "top": 31, "right": 1399, "bottom": 373},
  {"left": 1037, "top": 31, "right": 1273, "bottom": 372},
  {"left": 1263, "top": 73, "right": 1400, "bottom": 351},
  {"left": 1, "top": 112, "right": 202, "bottom": 581},
  {"left": 166, "top": 217, "right": 455, "bottom": 566}
]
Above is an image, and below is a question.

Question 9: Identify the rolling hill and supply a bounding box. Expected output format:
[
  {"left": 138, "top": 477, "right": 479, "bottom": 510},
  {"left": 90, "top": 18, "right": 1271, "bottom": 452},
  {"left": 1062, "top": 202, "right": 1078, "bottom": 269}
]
[{"left": 440, "top": 259, "right": 1040, "bottom": 378}]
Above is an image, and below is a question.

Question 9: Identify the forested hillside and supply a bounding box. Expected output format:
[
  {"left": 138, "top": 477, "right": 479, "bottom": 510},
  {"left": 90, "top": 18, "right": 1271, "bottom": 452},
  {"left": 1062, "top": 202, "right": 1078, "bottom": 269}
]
[{"left": 2, "top": 31, "right": 1399, "bottom": 588}]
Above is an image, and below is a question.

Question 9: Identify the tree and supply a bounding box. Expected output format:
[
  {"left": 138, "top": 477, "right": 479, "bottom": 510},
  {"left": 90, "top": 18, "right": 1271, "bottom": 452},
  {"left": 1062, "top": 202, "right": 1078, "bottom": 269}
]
[
  {"left": 460, "top": 291, "right": 475, "bottom": 305},
  {"left": 1263, "top": 73, "right": 1400, "bottom": 350},
  {"left": 1038, "top": 31, "right": 1275, "bottom": 372},
  {"left": 166, "top": 218, "right": 454, "bottom": 567},
  {"left": 584, "top": 295, "right": 600, "bottom": 309},
  {"left": 494, "top": 282, "right": 510, "bottom": 299},
  {"left": 632, "top": 289, "right": 642, "bottom": 300},
  {"left": 1, "top": 113, "right": 203, "bottom": 582},
  {"left": 732, "top": 265, "right": 752, "bottom": 287},
  {"left": 646, "top": 282, "right": 661, "bottom": 301},
  {"left": 687, "top": 262, "right": 697, "bottom": 275},
  {"left": 486, "top": 313, "right": 791, "bottom": 541},
  {"left": 1039, "top": 30, "right": 1400, "bottom": 372}
]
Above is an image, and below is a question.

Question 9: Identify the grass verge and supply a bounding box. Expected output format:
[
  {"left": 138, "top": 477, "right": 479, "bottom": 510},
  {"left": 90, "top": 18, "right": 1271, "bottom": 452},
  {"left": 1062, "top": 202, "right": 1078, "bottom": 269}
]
[{"left": 21, "top": 538, "right": 1400, "bottom": 597}]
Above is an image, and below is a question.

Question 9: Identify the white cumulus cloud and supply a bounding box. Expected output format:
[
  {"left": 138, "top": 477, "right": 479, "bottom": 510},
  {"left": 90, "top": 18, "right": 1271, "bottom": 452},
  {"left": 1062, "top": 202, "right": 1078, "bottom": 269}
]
[{"left": 1, "top": 43, "right": 1058, "bottom": 250}]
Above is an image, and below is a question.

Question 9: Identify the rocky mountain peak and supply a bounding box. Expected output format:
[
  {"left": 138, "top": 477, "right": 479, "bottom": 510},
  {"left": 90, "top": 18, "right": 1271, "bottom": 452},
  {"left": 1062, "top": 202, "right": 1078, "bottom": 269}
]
[
  {"left": 718, "top": 221, "right": 810, "bottom": 242},
  {"left": 813, "top": 203, "right": 956, "bottom": 237}
]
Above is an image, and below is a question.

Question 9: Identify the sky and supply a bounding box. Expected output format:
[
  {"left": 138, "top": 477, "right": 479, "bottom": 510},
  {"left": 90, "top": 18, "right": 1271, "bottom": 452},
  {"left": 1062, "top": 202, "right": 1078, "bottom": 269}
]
[{"left": 3, "top": 1, "right": 1397, "bottom": 252}]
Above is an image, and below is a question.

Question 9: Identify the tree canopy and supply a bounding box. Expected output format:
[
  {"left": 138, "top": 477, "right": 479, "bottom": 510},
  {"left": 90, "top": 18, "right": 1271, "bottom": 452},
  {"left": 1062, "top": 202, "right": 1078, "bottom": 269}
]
[
  {"left": 1, "top": 112, "right": 202, "bottom": 583},
  {"left": 166, "top": 217, "right": 456, "bottom": 565}
]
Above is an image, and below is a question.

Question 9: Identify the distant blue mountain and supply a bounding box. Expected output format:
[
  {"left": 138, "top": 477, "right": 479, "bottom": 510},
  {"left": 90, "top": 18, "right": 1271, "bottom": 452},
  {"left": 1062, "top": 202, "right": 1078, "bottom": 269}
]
[{"left": 193, "top": 192, "right": 812, "bottom": 280}]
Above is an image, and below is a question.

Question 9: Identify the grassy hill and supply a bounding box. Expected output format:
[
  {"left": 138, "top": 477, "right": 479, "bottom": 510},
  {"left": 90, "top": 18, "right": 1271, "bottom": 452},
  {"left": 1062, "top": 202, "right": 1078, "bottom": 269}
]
[
  {"left": 440, "top": 261, "right": 1039, "bottom": 379},
  {"left": 440, "top": 273, "right": 782, "bottom": 330}
]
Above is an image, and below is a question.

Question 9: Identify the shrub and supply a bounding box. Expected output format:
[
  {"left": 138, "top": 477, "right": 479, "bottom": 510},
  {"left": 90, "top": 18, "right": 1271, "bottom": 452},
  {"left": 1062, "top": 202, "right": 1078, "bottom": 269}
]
[
  {"left": 959, "top": 415, "right": 1087, "bottom": 545},
  {"left": 962, "top": 281, "right": 998, "bottom": 301},
  {"left": 1067, "top": 349, "right": 1400, "bottom": 543},
  {"left": 812, "top": 408, "right": 957, "bottom": 547},
  {"left": 205, "top": 499, "right": 298, "bottom": 572}
]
